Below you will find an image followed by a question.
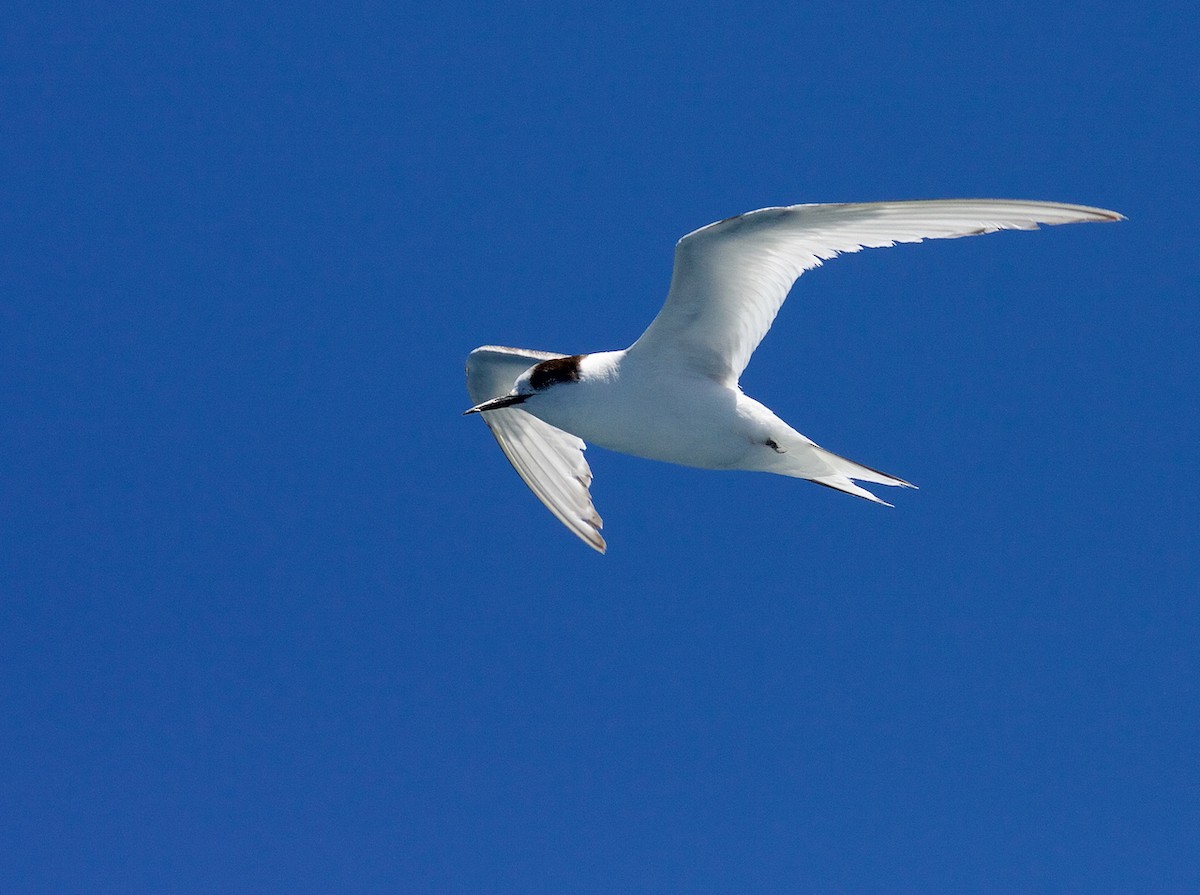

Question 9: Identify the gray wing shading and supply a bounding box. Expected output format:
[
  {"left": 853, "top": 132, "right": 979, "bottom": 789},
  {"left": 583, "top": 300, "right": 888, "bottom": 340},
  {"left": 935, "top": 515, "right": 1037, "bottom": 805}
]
[
  {"left": 627, "top": 199, "right": 1124, "bottom": 386},
  {"left": 465, "top": 345, "right": 605, "bottom": 553}
]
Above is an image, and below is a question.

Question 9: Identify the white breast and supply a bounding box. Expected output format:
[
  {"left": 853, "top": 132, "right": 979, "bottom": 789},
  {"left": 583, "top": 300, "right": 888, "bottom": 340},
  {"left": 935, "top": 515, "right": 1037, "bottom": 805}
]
[{"left": 522, "top": 350, "right": 759, "bottom": 469}]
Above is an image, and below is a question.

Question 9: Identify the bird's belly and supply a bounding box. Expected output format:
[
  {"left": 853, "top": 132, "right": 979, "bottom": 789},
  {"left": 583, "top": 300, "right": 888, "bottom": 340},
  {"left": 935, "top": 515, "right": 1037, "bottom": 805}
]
[{"left": 529, "top": 382, "right": 754, "bottom": 470}]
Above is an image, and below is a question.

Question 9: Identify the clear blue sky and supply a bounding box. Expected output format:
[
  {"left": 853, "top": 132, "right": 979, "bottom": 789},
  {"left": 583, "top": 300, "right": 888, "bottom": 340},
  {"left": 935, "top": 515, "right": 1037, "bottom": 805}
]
[{"left": 3, "top": 3, "right": 1197, "bottom": 893}]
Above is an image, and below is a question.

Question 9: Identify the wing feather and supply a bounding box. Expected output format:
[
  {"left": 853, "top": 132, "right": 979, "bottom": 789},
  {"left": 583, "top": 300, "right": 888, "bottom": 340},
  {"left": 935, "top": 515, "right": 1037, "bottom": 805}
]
[
  {"left": 627, "top": 199, "right": 1123, "bottom": 385},
  {"left": 465, "top": 346, "right": 605, "bottom": 553}
]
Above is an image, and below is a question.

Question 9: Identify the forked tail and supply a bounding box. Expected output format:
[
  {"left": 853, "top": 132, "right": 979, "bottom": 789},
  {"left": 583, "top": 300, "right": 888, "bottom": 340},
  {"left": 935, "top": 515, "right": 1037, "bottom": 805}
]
[
  {"left": 805, "top": 444, "right": 915, "bottom": 506},
  {"left": 760, "top": 434, "right": 915, "bottom": 506}
]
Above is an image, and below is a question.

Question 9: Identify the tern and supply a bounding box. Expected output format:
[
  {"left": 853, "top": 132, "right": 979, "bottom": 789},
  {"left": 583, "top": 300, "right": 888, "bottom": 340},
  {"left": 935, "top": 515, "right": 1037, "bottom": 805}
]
[{"left": 465, "top": 199, "right": 1122, "bottom": 553}]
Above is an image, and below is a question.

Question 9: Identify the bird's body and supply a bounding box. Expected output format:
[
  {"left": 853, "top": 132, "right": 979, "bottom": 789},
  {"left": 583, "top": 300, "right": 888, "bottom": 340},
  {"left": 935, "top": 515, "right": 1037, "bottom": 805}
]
[
  {"left": 521, "top": 350, "right": 872, "bottom": 484},
  {"left": 520, "top": 351, "right": 747, "bottom": 468},
  {"left": 465, "top": 199, "right": 1123, "bottom": 552}
]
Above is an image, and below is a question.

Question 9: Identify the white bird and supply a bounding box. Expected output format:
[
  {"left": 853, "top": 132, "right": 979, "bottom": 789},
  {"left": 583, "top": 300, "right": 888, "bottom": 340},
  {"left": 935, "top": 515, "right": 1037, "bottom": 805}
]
[{"left": 465, "top": 199, "right": 1123, "bottom": 553}]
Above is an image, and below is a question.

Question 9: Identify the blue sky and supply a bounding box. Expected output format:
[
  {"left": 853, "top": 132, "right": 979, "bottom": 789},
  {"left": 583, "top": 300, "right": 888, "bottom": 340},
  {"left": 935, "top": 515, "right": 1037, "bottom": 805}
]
[{"left": 2, "top": 2, "right": 1197, "bottom": 893}]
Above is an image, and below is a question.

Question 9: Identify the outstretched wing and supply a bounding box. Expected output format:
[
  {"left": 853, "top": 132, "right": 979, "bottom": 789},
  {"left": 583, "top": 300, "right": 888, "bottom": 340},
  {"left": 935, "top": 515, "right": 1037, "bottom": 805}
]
[
  {"left": 465, "top": 345, "right": 605, "bottom": 553},
  {"left": 627, "top": 199, "right": 1123, "bottom": 386}
]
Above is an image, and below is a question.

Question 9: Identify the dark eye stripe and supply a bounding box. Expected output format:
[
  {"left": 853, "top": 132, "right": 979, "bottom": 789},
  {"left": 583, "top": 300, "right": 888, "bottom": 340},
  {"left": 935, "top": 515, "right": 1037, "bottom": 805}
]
[{"left": 530, "top": 355, "right": 585, "bottom": 390}]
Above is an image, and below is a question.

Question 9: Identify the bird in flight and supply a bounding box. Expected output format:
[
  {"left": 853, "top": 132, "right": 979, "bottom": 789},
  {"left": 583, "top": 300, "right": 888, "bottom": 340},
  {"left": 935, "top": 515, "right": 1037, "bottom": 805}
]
[{"left": 465, "top": 199, "right": 1123, "bottom": 553}]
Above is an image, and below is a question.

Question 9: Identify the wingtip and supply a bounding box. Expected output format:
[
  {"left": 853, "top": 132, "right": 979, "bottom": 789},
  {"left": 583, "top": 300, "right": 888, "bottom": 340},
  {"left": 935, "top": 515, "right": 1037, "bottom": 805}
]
[{"left": 1067, "top": 204, "right": 1125, "bottom": 223}]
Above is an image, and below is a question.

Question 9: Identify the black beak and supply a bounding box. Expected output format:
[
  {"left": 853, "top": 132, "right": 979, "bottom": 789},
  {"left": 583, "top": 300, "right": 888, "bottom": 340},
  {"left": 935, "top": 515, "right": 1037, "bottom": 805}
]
[{"left": 463, "top": 393, "right": 529, "bottom": 415}]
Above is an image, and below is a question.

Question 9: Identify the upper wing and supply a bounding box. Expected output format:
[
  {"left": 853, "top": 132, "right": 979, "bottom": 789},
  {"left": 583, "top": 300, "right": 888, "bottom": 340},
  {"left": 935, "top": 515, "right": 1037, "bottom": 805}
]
[
  {"left": 627, "top": 199, "right": 1124, "bottom": 385},
  {"left": 465, "top": 345, "right": 605, "bottom": 553}
]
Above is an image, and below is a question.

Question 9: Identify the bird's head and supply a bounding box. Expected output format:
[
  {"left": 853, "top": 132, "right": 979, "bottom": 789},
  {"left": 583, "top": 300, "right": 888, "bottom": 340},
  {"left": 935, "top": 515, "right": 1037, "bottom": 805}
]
[{"left": 463, "top": 354, "right": 586, "bottom": 415}]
